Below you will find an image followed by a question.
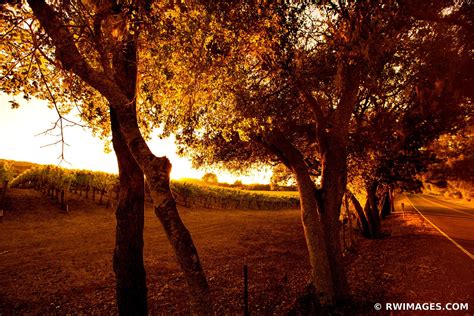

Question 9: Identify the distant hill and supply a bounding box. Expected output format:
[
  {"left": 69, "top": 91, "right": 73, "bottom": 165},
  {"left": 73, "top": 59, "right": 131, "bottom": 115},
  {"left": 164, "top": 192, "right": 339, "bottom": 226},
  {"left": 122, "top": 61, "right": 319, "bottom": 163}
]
[{"left": 0, "top": 159, "right": 41, "bottom": 176}]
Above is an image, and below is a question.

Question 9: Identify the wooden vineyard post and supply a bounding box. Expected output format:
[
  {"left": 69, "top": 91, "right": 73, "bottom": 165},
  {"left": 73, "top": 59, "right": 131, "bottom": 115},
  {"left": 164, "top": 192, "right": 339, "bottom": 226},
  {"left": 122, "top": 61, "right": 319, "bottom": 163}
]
[
  {"left": 99, "top": 189, "right": 105, "bottom": 206},
  {"left": 243, "top": 265, "right": 249, "bottom": 316},
  {"left": 0, "top": 181, "right": 8, "bottom": 222},
  {"left": 61, "top": 189, "right": 65, "bottom": 209},
  {"left": 66, "top": 180, "right": 71, "bottom": 207},
  {"left": 106, "top": 193, "right": 113, "bottom": 209},
  {"left": 61, "top": 180, "right": 71, "bottom": 212}
]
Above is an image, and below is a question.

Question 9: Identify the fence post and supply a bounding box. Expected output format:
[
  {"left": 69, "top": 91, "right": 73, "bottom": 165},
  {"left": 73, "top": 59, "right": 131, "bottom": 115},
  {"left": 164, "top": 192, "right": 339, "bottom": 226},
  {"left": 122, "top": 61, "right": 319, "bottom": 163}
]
[
  {"left": 0, "top": 181, "right": 8, "bottom": 222},
  {"left": 61, "top": 189, "right": 65, "bottom": 210}
]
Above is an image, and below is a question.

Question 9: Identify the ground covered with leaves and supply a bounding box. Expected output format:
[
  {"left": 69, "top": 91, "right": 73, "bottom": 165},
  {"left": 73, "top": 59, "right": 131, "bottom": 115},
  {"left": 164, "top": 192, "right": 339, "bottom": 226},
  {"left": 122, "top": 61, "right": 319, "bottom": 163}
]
[{"left": 0, "top": 189, "right": 472, "bottom": 314}]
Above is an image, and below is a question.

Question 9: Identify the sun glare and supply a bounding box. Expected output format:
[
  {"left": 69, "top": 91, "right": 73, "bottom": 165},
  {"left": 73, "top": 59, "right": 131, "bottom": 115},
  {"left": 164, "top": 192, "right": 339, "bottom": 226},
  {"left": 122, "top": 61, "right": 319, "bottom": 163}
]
[{"left": 0, "top": 93, "right": 271, "bottom": 184}]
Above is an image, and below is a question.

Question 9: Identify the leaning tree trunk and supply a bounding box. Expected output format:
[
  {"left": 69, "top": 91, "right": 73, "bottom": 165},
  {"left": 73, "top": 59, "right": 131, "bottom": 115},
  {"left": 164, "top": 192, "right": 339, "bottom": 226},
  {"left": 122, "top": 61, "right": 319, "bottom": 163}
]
[
  {"left": 27, "top": 1, "right": 212, "bottom": 312},
  {"left": 265, "top": 133, "right": 336, "bottom": 305},
  {"left": 380, "top": 191, "right": 391, "bottom": 218},
  {"left": 365, "top": 183, "right": 381, "bottom": 238},
  {"left": 113, "top": 103, "right": 213, "bottom": 314},
  {"left": 110, "top": 32, "right": 212, "bottom": 315},
  {"left": 111, "top": 109, "right": 147, "bottom": 315},
  {"left": 347, "top": 192, "right": 372, "bottom": 238}
]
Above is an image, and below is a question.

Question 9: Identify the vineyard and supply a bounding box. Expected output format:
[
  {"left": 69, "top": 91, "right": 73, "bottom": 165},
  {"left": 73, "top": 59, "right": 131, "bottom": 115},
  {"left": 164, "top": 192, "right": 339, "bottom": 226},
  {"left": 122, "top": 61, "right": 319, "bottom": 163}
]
[
  {"left": 172, "top": 180, "right": 299, "bottom": 210},
  {"left": 9, "top": 165, "right": 299, "bottom": 211},
  {"left": 10, "top": 166, "right": 118, "bottom": 211}
]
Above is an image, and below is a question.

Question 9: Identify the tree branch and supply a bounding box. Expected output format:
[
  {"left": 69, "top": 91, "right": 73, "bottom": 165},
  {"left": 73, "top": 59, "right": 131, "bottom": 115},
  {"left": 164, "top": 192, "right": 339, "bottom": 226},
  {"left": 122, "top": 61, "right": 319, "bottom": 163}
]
[{"left": 26, "top": 0, "right": 127, "bottom": 106}]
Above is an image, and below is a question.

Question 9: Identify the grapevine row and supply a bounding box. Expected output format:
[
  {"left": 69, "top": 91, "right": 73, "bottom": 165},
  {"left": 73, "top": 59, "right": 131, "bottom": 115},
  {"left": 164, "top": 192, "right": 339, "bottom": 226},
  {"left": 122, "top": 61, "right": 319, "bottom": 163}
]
[
  {"left": 11, "top": 165, "right": 300, "bottom": 211},
  {"left": 11, "top": 165, "right": 119, "bottom": 211},
  {"left": 171, "top": 181, "right": 300, "bottom": 210}
]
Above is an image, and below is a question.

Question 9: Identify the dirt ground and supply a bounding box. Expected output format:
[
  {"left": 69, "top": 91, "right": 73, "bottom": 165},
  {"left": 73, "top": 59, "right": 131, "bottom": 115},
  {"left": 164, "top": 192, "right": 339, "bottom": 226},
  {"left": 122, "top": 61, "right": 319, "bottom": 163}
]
[{"left": 0, "top": 189, "right": 472, "bottom": 315}]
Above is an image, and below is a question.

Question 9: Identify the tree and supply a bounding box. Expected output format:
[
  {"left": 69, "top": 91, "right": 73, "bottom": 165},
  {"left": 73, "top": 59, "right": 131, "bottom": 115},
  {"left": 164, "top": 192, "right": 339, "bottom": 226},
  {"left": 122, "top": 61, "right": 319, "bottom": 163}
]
[
  {"left": 162, "top": 0, "right": 471, "bottom": 305},
  {"left": 270, "top": 163, "right": 295, "bottom": 189},
  {"left": 424, "top": 125, "right": 474, "bottom": 199},
  {"left": 1, "top": 1, "right": 212, "bottom": 313},
  {"left": 202, "top": 172, "right": 218, "bottom": 184},
  {"left": 0, "top": 161, "right": 15, "bottom": 183},
  {"left": 346, "top": 3, "right": 473, "bottom": 237}
]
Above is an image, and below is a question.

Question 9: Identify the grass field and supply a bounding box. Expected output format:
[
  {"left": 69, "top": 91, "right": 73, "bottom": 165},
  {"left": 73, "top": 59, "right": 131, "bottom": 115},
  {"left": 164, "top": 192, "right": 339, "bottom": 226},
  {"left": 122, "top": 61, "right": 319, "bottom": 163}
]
[
  {"left": 0, "top": 188, "right": 308, "bottom": 314},
  {"left": 1, "top": 189, "right": 472, "bottom": 314}
]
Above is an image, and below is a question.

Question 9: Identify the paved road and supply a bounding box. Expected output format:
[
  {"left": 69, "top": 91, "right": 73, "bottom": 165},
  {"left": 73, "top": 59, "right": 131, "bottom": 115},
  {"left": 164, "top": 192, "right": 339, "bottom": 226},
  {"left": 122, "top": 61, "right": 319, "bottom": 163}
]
[{"left": 406, "top": 193, "right": 474, "bottom": 260}]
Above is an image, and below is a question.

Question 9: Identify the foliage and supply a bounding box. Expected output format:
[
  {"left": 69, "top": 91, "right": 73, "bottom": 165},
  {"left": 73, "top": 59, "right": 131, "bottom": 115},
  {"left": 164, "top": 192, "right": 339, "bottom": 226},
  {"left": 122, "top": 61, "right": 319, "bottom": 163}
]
[
  {"left": 146, "top": 1, "right": 472, "bottom": 198},
  {"left": 270, "top": 164, "right": 295, "bottom": 188},
  {"left": 0, "top": 2, "right": 110, "bottom": 145},
  {"left": 171, "top": 179, "right": 299, "bottom": 209},
  {"left": 11, "top": 165, "right": 118, "bottom": 192},
  {"left": 0, "top": 161, "right": 15, "bottom": 183},
  {"left": 10, "top": 164, "right": 297, "bottom": 207},
  {"left": 422, "top": 126, "right": 474, "bottom": 200},
  {"left": 426, "top": 126, "right": 474, "bottom": 183},
  {"left": 201, "top": 172, "right": 218, "bottom": 184}
]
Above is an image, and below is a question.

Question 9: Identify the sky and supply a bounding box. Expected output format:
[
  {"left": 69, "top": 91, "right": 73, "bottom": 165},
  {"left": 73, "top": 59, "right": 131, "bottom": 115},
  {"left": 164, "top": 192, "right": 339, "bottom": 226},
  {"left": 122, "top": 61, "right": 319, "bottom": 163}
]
[{"left": 0, "top": 93, "right": 271, "bottom": 184}]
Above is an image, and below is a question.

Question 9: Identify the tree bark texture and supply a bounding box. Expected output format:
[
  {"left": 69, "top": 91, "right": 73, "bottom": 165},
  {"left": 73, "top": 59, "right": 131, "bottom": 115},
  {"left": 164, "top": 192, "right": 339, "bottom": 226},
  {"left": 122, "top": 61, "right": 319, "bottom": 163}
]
[
  {"left": 112, "top": 104, "right": 213, "bottom": 315},
  {"left": 319, "top": 140, "right": 350, "bottom": 303},
  {"left": 110, "top": 27, "right": 213, "bottom": 315},
  {"left": 294, "top": 167, "right": 336, "bottom": 305},
  {"left": 111, "top": 109, "right": 147, "bottom": 316},
  {"left": 265, "top": 134, "right": 335, "bottom": 305},
  {"left": 300, "top": 63, "right": 360, "bottom": 303}
]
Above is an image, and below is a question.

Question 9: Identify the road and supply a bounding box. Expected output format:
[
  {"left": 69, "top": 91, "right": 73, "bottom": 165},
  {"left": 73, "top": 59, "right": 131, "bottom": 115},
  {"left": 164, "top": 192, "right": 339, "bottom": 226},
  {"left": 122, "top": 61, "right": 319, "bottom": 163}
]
[{"left": 406, "top": 193, "right": 474, "bottom": 260}]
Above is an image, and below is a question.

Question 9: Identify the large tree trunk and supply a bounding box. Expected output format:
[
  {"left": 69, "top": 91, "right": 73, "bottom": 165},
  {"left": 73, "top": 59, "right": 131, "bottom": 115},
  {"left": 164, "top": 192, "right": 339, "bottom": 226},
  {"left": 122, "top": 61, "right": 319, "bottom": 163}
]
[
  {"left": 297, "top": 63, "right": 360, "bottom": 304},
  {"left": 319, "top": 143, "right": 350, "bottom": 303},
  {"left": 111, "top": 109, "right": 147, "bottom": 315},
  {"left": 110, "top": 33, "right": 212, "bottom": 315},
  {"left": 294, "top": 166, "right": 335, "bottom": 305},
  {"left": 264, "top": 134, "right": 335, "bottom": 305},
  {"left": 28, "top": 2, "right": 212, "bottom": 312},
  {"left": 112, "top": 104, "right": 213, "bottom": 314}
]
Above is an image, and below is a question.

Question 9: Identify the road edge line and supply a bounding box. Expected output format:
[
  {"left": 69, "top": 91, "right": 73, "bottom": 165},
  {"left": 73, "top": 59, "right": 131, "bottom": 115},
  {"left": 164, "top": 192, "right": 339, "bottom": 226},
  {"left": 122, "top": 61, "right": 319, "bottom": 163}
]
[{"left": 405, "top": 194, "right": 474, "bottom": 260}]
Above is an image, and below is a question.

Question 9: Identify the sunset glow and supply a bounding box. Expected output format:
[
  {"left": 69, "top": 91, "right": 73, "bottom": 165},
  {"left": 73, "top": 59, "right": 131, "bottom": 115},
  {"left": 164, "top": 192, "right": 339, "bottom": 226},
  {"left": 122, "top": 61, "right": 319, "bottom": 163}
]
[{"left": 0, "top": 93, "right": 271, "bottom": 184}]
